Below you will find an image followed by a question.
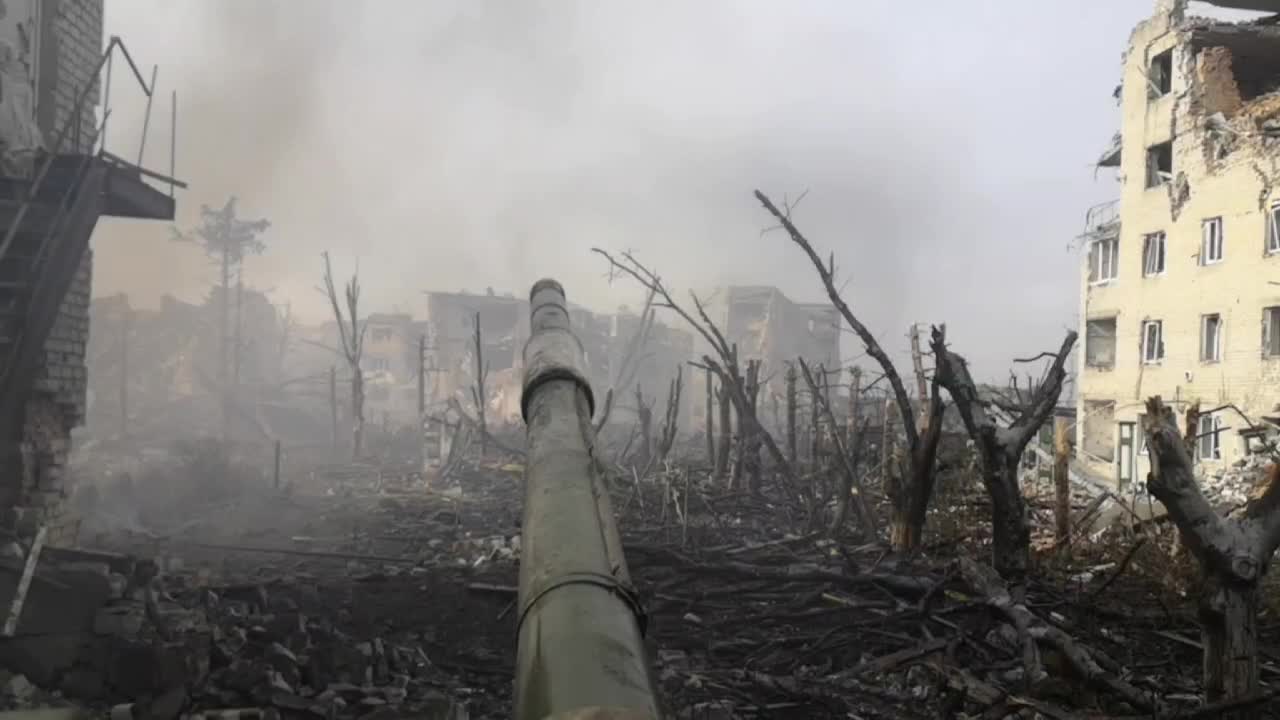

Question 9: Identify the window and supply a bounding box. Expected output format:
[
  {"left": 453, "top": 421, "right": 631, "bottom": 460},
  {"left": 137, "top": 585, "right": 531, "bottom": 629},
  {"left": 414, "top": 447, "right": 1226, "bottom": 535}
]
[
  {"left": 1137, "top": 414, "right": 1148, "bottom": 456},
  {"left": 1201, "top": 217, "right": 1224, "bottom": 265},
  {"left": 367, "top": 357, "right": 390, "bottom": 372},
  {"left": 1089, "top": 237, "right": 1119, "bottom": 283},
  {"left": 1268, "top": 203, "right": 1280, "bottom": 254},
  {"left": 1142, "top": 320, "right": 1164, "bottom": 364},
  {"left": 1146, "top": 141, "right": 1172, "bottom": 188},
  {"left": 1149, "top": 49, "right": 1173, "bottom": 98},
  {"left": 1264, "top": 306, "right": 1280, "bottom": 357},
  {"left": 1142, "top": 232, "right": 1166, "bottom": 276},
  {"left": 1197, "top": 414, "right": 1223, "bottom": 461},
  {"left": 1086, "top": 318, "right": 1117, "bottom": 369},
  {"left": 1201, "top": 314, "right": 1222, "bottom": 362}
]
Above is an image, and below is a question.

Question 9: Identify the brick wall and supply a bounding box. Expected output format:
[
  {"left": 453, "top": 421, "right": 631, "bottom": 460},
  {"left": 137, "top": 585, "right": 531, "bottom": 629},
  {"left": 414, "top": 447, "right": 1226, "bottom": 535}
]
[
  {"left": 16, "top": 0, "right": 104, "bottom": 544},
  {"left": 37, "top": 0, "right": 103, "bottom": 153}
]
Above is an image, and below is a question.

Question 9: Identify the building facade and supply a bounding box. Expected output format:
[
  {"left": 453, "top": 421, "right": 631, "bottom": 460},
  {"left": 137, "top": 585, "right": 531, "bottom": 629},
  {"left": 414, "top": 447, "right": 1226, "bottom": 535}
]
[{"left": 1077, "top": 0, "right": 1280, "bottom": 488}]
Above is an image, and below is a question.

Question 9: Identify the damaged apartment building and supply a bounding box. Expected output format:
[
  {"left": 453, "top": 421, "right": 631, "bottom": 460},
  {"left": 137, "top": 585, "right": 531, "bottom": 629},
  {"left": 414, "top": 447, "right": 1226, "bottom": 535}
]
[
  {"left": 690, "top": 286, "right": 841, "bottom": 435},
  {"left": 1078, "top": 0, "right": 1280, "bottom": 487}
]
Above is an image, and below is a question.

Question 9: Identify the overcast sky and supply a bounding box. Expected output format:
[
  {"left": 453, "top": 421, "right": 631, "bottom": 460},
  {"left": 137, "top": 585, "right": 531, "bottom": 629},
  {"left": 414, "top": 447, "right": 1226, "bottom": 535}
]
[{"left": 90, "top": 0, "right": 1265, "bottom": 380}]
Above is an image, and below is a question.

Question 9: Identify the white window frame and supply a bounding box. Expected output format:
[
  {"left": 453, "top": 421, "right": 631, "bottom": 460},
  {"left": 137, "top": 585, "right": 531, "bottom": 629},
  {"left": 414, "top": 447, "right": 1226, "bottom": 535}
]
[
  {"left": 1142, "top": 232, "right": 1166, "bottom": 276},
  {"left": 1201, "top": 313, "right": 1223, "bottom": 363},
  {"left": 1268, "top": 203, "right": 1280, "bottom": 255},
  {"left": 1197, "top": 414, "right": 1223, "bottom": 461},
  {"left": 1089, "top": 237, "right": 1119, "bottom": 284},
  {"left": 1266, "top": 306, "right": 1280, "bottom": 357},
  {"left": 1137, "top": 414, "right": 1149, "bottom": 456},
  {"left": 1142, "top": 320, "right": 1164, "bottom": 364},
  {"left": 1201, "top": 217, "right": 1224, "bottom": 265}
]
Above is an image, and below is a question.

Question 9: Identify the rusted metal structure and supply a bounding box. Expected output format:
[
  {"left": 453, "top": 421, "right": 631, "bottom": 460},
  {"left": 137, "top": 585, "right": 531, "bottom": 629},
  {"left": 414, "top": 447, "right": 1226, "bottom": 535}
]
[{"left": 515, "top": 279, "right": 659, "bottom": 720}]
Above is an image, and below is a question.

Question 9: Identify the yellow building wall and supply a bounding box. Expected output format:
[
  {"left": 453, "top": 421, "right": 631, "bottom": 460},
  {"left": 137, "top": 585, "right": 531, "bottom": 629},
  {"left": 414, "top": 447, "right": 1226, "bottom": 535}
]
[{"left": 1078, "top": 9, "right": 1280, "bottom": 487}]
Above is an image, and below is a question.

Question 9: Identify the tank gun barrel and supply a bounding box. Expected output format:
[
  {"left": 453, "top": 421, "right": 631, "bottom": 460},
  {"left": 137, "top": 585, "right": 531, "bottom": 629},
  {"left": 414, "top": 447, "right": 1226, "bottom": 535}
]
[{"left": 514, "top": 279, "right": 659, "bottom": 720}]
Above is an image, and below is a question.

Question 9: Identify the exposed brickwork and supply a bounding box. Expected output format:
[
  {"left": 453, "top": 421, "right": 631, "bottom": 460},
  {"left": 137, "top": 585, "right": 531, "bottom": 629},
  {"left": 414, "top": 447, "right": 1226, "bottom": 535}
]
[
  {"left": 13, "top": 0, "right": 104, "bottom": 545},
  {"left": 1196, "top": 46, "right": 1243, "bottom": 119},
  {"left": 38, "top": 0, "right": 103, "bottom": 153}
]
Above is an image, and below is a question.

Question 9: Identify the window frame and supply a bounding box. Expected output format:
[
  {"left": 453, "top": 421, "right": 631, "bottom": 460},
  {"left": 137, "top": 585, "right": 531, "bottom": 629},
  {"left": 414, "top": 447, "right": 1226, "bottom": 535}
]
[
  {"left": 1197, "top": 414, "right": 1223, "bottom": 461},
  {"left": 1148, "top": 49, "right": 1173, "bottom": 98},
  {"left": 1089, "top": 237, "right": 1119, "bottom": 284},
  {"left": 1264, "top": 306, "right": 1280, "bottom": 357},
  {"left": 1201, "top": 313, "right": 1223, "bottom": 363},
  {"left": 1201, "top": 217, "right": 1224, "bottom": 265},
  {"left": 1142, "top": 319, "right": 1164, "bottom": 364},
  {"left": 1268, "top": 203, "right": 1280, "bottom": 255},
  {"left": 1142, "top": 231, "right": 1166, "bottom": 276},
  {"left": 1085, "top": 317, "right": 1118, "bottom": 369}
]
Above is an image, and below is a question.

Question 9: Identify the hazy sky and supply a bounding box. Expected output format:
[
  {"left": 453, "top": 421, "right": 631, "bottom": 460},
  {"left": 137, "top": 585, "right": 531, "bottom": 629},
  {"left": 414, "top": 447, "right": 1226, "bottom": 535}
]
[{"left": 91, "top": 0, "right": 1265, "bottom": 380}]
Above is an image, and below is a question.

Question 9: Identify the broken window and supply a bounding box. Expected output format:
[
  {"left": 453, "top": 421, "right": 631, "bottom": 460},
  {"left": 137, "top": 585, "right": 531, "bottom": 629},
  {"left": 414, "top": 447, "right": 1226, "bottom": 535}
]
[
  {"left": 1201, "top": 313, "right": 1223, "bottom": 363},
  {"left": 1197, "top": 413, "right": 1223, "bottom": 461},
  {"left": 1145, "top": 141, "right": 1172, "bottom": 188},
  {"left": 1268, "top": 203, "right": 1280, "bottom": 255},
  {"left": 1201, "top": 217, "right": 1224, "bottom": 265},
  {"left": 1082, "top": 400, "right": 1116, "bottom": 462},
  {"left": 1085, "top": 318, "right": 1117, "bottom": 369},
  {"left": 1264, "top": 306, "right": 1280, "bottom": 357},
  {"left": 1142, "top": 320, "right": 1164, "bottom": 364},
  {"left": 1088, "top": 237, "right": 1119, "bottom": 283},
  {"left": 1148, "top": 49, "right": 1173, "bottom": 98},
  {"left": 1142, "top": 232, "right": 1166, "bottom": 276}
]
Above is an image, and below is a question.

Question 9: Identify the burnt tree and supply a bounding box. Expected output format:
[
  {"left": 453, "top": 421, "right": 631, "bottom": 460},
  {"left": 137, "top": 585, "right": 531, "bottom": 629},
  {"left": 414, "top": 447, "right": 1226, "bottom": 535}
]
[
  {"left": 799, "top": 359, "right": 875, "bottom": 539},
  {"left": 471, "top": 312, "right": 490, "bottom": 458},
  {"left": 1143, "top": 396, "right": 1280, "bottom": 714},
  {"left": 321, "top": 252, "right": 366, "bottom": 459},
  {"left": 930, "top": 325, "right": 1077, "bottom": 586},
  {"left": 593, "top": 249, "right": 803, "bottom": 500},
  {"left": 756, "top": 190, "right": 944, "bottom": 550}
]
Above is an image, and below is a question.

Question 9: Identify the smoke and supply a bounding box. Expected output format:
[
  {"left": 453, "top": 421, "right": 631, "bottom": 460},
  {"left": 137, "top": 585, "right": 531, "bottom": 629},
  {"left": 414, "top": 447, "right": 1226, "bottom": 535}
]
[{"left": 90, "top": 0, "right": 1208, "bottom": 380}]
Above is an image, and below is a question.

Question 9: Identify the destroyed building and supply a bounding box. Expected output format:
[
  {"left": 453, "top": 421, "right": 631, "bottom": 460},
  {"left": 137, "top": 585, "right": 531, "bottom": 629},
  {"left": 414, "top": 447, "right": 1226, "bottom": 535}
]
[
  {"left": 0, "top": 4, "right": 178, "bottom": 544},
  {"left": 1077, "top": 0, "right": 1280, "bottom": 487},
  {"left": 689, "top": 286, "right": 842, "bottom": 433},
  {"left": 84, "top": 290, "right": 293, "bottom": 450}
]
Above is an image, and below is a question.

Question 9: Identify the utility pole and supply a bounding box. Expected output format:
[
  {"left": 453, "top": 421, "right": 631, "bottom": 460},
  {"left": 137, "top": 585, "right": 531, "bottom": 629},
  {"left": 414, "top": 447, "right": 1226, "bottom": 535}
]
[{"left": 119, "top": 305, "right": 130, "bottom": 441}]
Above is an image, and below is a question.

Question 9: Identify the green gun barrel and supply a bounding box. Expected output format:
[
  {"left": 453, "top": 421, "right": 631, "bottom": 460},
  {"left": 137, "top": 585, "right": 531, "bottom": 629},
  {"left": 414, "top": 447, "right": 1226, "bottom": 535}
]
[{"left": 514, "top": 279, "right": 660, "bottom": 720}]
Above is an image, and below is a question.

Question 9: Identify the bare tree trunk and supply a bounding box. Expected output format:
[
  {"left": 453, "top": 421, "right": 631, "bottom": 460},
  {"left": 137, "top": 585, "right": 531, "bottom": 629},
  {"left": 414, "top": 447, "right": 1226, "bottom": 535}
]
[
  {"left": 1143, "top": 398, "right": 1280, "bottom": 716},
  {"left": 329, "top": 366, "right": 338, "bottom": 457},
  {"left": 756, "top": 191, "right": 944, "bottom": 548},
  {"left": 119, "top": 306, "right": 130, "bottom": 440},
  {"left": 471, "top": 312, "right": 488, "bottom": 459},
  {"left": 909, "top": 323, "right": 930, "bottom": 432},
  {"left": 846, "top": 367, "right": 861, "bottom": 448},
  {"left": 932, "top": 326, "right": 1076, "bottom": 587},
  {"left": 798, "top": 360, "right": 874, "bottom": 539},
  {"left": 1053, "top": 416, "right": 1071, "bottom": 554},
  {"left": 716, "top": 379, "right": 732, "bottom": 481},
  {"left": 351, "top": 368, "right": 364, "bottom": 459},
  {"left": 704, "top": 367, "right": 714, "bottom": 465},
  {"left": 635, "top": 384, "right": 652, "bottom": 470},
  {"left": 655, "top": 366, "right": 683, "bottom": 466},
  {"left": 785, "top": 364, "right": 798, "bottom": 467},
  {"left": 219, "top": 246, "right": 230, "bottom": 444},
  {"left": 745, "top": 360, "right": 762, "bottom": 493}
]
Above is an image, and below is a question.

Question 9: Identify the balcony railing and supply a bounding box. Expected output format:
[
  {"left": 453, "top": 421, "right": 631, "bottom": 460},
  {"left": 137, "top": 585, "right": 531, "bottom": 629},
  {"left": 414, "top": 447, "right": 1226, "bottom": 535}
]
[{"left": 1083, "top": 199, "right": 1120, "bottom": 239}]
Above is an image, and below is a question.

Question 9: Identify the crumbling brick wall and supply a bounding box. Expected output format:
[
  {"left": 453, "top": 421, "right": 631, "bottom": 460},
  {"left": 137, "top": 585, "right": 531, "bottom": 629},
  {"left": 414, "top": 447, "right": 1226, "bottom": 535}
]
[
  {"left": 1196, "top": 46, "right": 1244, "bottom": 119},
  {"left": 23, "top": 249, "right": 92, "bottom": 545}
]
